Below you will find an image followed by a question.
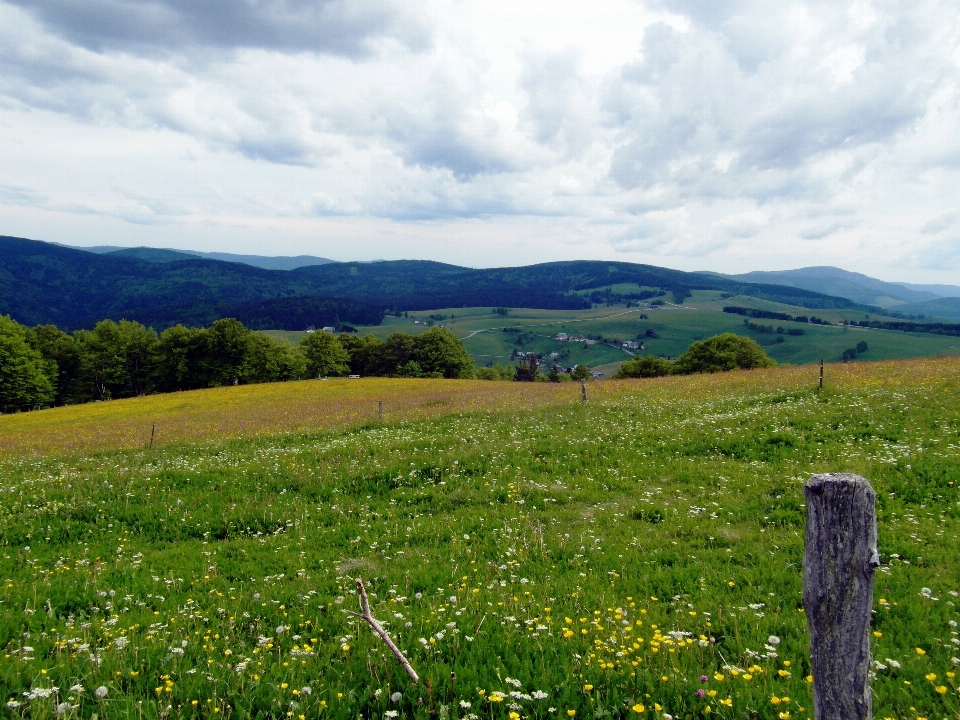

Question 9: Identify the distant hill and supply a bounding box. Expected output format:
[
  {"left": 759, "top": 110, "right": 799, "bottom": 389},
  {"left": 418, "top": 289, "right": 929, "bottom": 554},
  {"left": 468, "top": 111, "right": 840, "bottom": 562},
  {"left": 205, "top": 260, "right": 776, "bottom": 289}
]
[
  {"left": 720, "top": 266, "right": 941, "bottom": 308},
  {"left": 894, "top": 281, "right": 960, "bottom": 298},
  {"left": 67, "top": 244, "right": 336, "bottom": 270},
  {"left": 2, "top": 236, "right": 874, "bottom": 331},
  {"left": 886, "top": 297, "right": 960, "bottom": 322},
  {"left": 101, "top": 247, "right": 200, "bottom": 263}
]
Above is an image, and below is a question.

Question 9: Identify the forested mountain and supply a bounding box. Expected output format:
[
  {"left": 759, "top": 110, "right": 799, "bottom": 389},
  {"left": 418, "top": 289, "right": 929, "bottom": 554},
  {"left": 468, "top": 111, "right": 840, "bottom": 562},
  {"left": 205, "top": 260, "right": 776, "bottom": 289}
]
[
  {"left": 2, "top": 236, "right": 866, "bottom": 330},
  {"left": 720, "top": 266, "right": 942, "bottom": 308}
]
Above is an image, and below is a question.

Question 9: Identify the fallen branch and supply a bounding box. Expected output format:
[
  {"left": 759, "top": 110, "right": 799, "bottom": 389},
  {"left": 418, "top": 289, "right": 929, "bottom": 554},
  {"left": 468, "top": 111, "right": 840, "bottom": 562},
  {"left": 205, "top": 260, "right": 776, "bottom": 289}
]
[{"left": 344, "top": 578, "right": 420, "bottom": 684}]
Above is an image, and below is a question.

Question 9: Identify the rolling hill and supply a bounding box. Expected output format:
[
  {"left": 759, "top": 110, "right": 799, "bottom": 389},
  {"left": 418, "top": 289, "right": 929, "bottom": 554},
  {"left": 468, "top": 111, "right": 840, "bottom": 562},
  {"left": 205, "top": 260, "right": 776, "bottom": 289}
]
[
  {"left": 885, "top": 296, "right": 960, "bottom": 322},
  {"left": 720, "top": 266, "right": 942, "bottom": 308},
  {"left": 1, "top": 236, "right": 869, "bottom": 331}
]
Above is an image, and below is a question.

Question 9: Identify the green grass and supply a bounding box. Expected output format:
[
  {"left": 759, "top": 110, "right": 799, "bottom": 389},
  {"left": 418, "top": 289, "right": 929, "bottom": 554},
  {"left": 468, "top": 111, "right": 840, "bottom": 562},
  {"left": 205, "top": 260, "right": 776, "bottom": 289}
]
[
  {"left": 1, "top": 359, "right": 959, "bottom": 719},
  {"left": 266, "top": 295, "right": 960, "bottom": 377}
]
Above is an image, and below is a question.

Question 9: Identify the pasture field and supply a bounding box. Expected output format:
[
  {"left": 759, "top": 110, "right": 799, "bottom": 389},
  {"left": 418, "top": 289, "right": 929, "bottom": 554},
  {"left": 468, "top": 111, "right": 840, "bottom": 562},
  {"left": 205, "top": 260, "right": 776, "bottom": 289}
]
[
  {"left": 2, "top": 359, "right": 960, "bottom": 720},
  {"left": 264, "top": 293, "right": 960, "bottom": 374}
]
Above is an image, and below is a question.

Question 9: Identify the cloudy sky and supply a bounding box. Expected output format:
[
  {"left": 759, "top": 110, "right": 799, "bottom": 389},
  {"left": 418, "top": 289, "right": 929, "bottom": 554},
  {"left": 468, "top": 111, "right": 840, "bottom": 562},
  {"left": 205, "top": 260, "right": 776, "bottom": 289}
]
[{"left": 1, "top": 0, "right": 959, "bottom": 281}]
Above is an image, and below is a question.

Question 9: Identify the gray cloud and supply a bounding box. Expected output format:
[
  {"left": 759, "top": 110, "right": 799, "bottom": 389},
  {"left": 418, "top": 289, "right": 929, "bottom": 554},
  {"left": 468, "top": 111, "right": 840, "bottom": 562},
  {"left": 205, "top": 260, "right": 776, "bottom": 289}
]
[
  {"left": 798, "top": 218, "right": 857, "bottom": 241},
  {"left": 7, "top": 0, "right": 431, "bottom": 58},
  {"left": 519, "top": 45, "right": 591, "bottom": 156},
  {"left": 920, "top": 211, "right": 960, "bottom": 235},
  {"left": 0, "top": 183, "right": 47, "bottom": 206},
  {"left": 606, "top": 1, "right": 948, "bottom": 208},
  {"left": 379, "top": 71, "right": 521, "bottom": 180}
]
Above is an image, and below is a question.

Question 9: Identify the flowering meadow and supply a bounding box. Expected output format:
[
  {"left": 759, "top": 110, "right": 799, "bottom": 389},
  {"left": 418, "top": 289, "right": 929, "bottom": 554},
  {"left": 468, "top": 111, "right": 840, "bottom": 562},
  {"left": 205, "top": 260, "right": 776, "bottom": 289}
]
[{"left": 2, "top": 358, "right": 959, "bottom": 720}]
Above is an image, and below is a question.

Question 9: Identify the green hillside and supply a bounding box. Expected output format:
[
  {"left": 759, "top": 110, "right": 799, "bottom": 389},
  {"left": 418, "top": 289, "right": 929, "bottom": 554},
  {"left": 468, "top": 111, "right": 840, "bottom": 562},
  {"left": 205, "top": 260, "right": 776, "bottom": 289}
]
[
  {"left": 889, "top": 296, "right": 960, "bottom": 322},
  {"left": 282, "top": 291, "right": 960, "bottom": 374}
]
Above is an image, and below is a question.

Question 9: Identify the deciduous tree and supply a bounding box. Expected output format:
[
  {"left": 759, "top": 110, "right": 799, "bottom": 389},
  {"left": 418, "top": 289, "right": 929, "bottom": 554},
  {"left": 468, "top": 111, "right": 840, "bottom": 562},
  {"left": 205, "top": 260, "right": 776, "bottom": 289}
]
[
  {"left": 300, "top": 331, "right": 351, "bottom": 378},
  {"left": 0, "top": 315, "right": 56, "bottom": 412}
]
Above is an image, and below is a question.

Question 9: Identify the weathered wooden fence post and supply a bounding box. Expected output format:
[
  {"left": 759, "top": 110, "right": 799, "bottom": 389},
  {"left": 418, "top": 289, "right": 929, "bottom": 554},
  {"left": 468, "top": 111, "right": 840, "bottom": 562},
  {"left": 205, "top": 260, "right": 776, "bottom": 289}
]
[
  {"left": 378, "top": 400, "right": 383, "bottom": 422},
  {"left": 581, "top": 378, "right": 587, "bottom": 402},
  {"left": 819, "top": 359, "right": 824, "bottom": 390},
  {"left": 149, "top": 422, "right": 156, "bottom": 449},
  {"left": 803, "top": 473, "right": 879, "bottom": 720}
]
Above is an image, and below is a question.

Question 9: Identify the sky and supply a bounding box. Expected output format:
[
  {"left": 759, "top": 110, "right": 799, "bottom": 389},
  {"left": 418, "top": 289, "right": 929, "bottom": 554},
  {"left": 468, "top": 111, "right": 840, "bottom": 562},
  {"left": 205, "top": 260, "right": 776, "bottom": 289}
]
[{"left": 1, "top": 0, "right": 959, "bottom": 282}]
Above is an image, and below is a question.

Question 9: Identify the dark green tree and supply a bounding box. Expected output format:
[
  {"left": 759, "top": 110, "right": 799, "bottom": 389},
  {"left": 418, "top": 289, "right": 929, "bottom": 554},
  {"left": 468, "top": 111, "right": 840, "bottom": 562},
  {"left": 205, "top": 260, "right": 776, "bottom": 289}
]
[
  {"left": 26, "top": 324, "right": 80, "bottom": 405},
  {"left": 74, "top": 320, "right": 158, "bottom": 400},
  {"left": 242, "top": 333, "right": 307, "bottom": 383},
  {"left": 338, "top": 333, "right": 385, "bottom": 376},
  {"left": 514, "top": 355, "right": 540, "bottom": 382},
  {"left": 377, "top": 332, "right": 419, "bottom": 376},
  {"left": 153, "top": 324, "right": 209, "bottom": 391},
  {"left": 300, "top": 331, "right": 350, "bottom": 378},
  {"left": 570, "top": 364, "right": 591, "bottom": 381},
  {"left": 203, "top": 318, "right": 251, "bottom": 386},
  {"left": 0, "top": 315, "right": 55, "bottom": 412},
  {"left": 412, "top": 327, "right": 474, "bottom": 378},
  {"left": 672, "top": 333, "right": 776, "bottom": 374}
]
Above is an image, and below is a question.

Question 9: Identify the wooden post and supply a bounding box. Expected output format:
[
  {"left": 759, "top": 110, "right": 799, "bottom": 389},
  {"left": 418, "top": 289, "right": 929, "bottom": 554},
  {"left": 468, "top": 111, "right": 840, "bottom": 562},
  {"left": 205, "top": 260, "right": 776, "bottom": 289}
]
[
  {"left": 819, "top": 359, "right": 824, "bottom": 390},
  {"left": 803, "top": 473, "right": 879, "bottom": 720},
  {"left": 580, "top": 378, "right": 587, "bottom": 402},
  {"left": 149, "top": 422, "right": 155, "bottom": 449},
  {"left": 378, "top": 400, "right": 383, "bottom": 421}
]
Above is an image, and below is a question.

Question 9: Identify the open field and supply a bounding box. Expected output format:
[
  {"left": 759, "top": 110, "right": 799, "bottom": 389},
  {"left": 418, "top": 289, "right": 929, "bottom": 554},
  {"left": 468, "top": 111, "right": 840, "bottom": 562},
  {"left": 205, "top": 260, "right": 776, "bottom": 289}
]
[
  {"left": 2, "top": 358, "right": 959, "bottom": 720},
  {"left": 0, "top": 379, "right": 585, "bottom": 458},
  {"left": 264, "top": 292, "right": 960, "bottom": 376}
]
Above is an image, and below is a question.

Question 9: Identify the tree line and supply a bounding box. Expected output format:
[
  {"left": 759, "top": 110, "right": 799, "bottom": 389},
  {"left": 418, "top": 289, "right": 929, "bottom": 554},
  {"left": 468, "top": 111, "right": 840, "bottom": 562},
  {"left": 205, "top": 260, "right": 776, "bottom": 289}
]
[
  {"left": 0, "top": 315, "right": 475, "bottom": 414},
  {"left": 723, "top": 306, "right": 830, "bottom": 325}
]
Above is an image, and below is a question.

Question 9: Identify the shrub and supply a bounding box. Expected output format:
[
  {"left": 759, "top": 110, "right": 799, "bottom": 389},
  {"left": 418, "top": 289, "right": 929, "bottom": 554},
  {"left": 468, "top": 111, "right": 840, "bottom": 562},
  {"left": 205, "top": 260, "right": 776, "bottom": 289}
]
[
  {"left": 476, "top": 364, "right": 515, "bottom": 381},
  {"left": 672, "top": 333, "right": 776, "bottom": 374},
  {"left": 616, "top": 355, "right": 673, "bottom": 379}
]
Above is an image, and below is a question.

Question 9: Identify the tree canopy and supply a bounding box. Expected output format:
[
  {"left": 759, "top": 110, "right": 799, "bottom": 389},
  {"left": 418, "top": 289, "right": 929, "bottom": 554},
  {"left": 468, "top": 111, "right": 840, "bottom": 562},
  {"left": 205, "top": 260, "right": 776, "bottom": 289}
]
[
  {"left": 615, "top": 355, "right": 672, "bottom": 379},
  {"left": 0, "top": 315, "right": 55, "bottom": 412},
  {"left": 300, "top": 331, "right": 350, "bottom": 378},
  {"left": 672, "top": 333, "right": 776, "bottom": 374}
]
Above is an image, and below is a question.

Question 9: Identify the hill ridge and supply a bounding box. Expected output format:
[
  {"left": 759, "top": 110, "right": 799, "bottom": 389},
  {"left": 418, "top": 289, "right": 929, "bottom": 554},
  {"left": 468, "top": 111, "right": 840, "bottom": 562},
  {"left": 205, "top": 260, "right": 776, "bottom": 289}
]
[{"left": 2, "top": 235, "right": 877, "bottom": 330}]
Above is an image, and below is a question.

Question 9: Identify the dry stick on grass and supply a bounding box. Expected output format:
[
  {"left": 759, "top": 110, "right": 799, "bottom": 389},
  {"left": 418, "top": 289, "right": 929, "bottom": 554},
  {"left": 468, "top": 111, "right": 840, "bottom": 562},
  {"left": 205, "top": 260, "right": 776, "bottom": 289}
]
[{"left": 344, "top": 578, "right": 420, "bottom": 684}]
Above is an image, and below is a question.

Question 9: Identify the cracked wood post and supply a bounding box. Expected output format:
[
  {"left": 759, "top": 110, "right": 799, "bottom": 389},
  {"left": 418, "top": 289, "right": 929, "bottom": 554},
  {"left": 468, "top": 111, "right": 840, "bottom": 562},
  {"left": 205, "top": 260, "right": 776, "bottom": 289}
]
[
  {"left": 344, "top": 578, "right": 419, "bottom": 684},
  {"left": 803, "top": 473, "right": 879, "bottom": 720}
]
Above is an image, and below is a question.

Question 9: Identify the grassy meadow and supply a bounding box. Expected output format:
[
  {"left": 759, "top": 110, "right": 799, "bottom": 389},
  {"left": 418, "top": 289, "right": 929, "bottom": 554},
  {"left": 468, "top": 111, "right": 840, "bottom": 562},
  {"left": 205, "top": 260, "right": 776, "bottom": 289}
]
[
  {"left": 2, "top": 359, "right": 959, "bottom": 720},
  {"left": 264, "top": 293, "right": 960, "bottom": 376}
]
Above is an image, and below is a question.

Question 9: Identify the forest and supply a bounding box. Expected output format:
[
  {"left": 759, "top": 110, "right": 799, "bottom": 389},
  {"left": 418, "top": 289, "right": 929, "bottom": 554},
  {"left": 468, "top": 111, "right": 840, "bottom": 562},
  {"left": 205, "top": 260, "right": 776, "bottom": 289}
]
[{"left": 2, "top": 236, "right": 868, "bottom": 331}]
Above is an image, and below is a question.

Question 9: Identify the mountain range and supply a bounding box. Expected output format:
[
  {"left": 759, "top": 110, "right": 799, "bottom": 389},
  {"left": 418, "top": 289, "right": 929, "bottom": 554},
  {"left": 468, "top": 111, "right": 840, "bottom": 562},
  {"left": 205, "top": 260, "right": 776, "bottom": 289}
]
[{"left": 2, "top": 235, "right": 873, "bottom": 331}]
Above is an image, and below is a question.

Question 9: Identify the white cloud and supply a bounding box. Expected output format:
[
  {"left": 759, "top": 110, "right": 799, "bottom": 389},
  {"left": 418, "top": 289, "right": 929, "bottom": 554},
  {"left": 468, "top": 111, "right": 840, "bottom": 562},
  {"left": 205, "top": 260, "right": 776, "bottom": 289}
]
[{"left": 0, "top": 0, "right": 959, "bottom": 282}]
